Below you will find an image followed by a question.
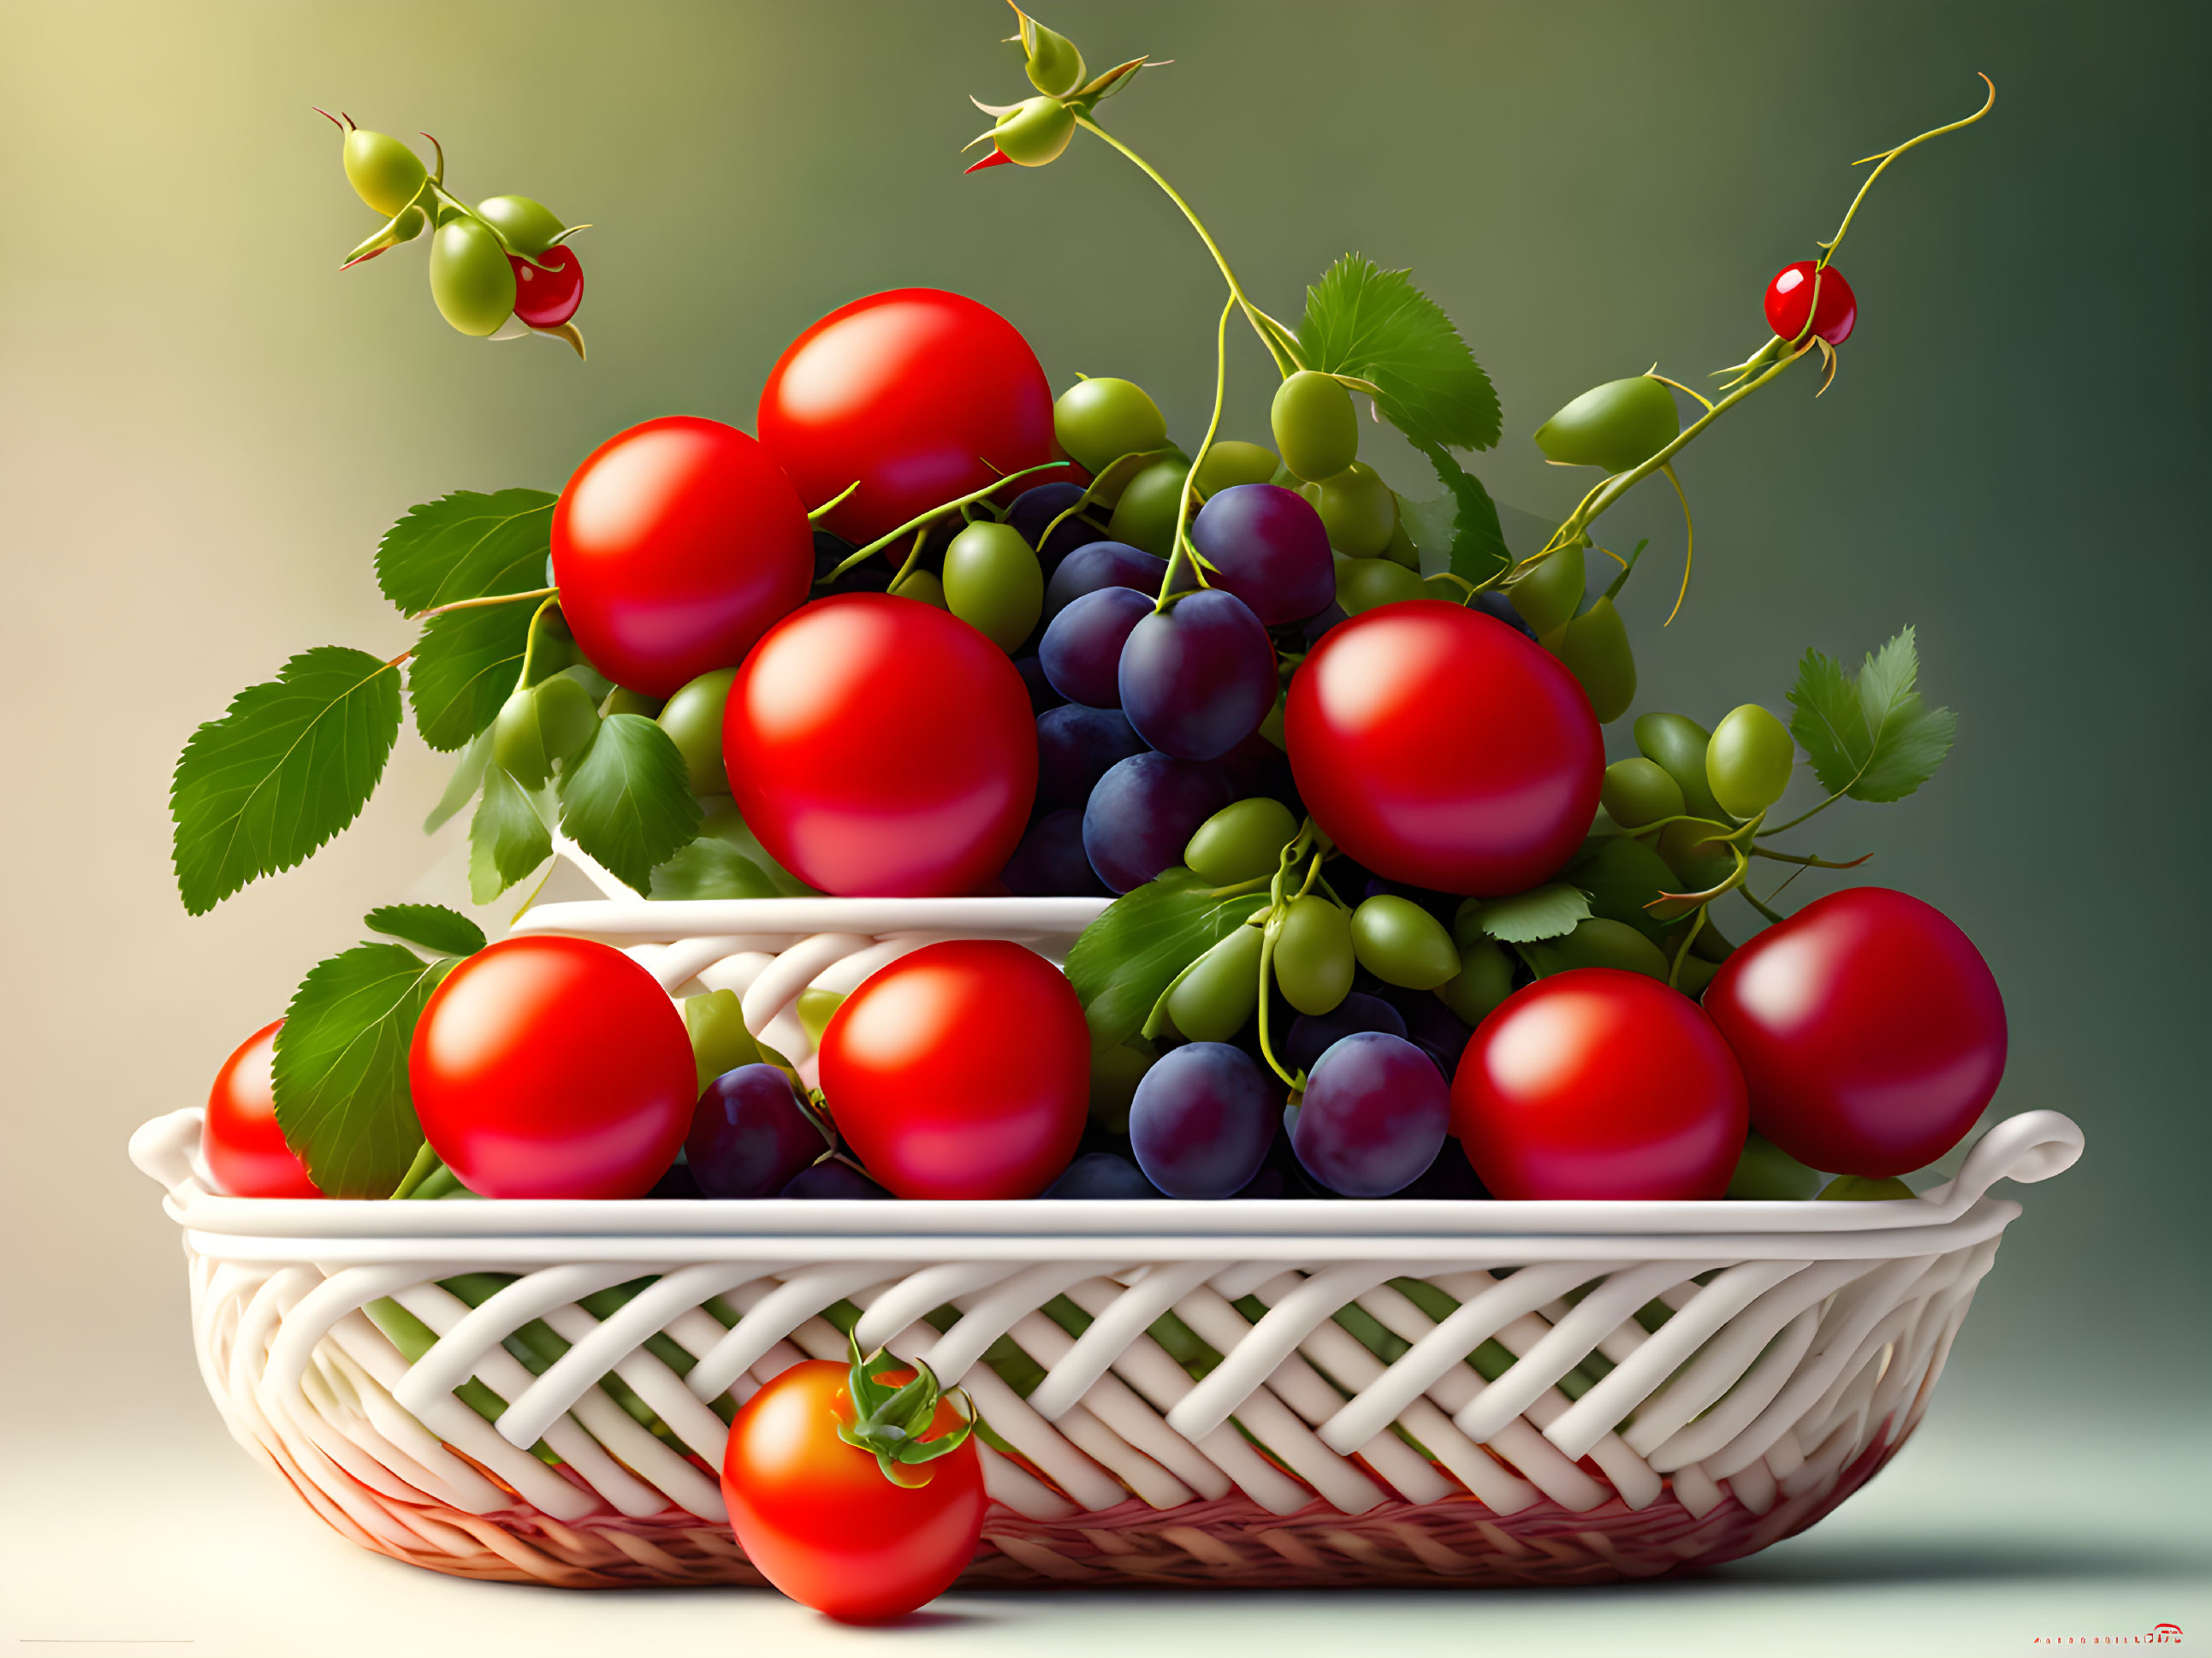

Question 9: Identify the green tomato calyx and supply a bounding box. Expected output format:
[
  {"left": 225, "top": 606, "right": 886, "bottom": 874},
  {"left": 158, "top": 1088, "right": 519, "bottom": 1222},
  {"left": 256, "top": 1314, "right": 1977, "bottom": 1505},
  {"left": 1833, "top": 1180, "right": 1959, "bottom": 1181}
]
[{"left": 836, "top": 1330, "right": 977, "bottom": 1489}]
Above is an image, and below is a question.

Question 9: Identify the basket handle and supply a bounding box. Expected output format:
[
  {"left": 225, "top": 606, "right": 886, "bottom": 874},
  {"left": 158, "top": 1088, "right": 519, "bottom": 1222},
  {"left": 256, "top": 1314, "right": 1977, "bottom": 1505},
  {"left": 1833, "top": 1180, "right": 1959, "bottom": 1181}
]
[
  {"left": 1924, "top": 1110, "right": 2084, "bottom": 1209},
  {"left": 130, "top": 1107, "right": 209, "bottom": 1200}
]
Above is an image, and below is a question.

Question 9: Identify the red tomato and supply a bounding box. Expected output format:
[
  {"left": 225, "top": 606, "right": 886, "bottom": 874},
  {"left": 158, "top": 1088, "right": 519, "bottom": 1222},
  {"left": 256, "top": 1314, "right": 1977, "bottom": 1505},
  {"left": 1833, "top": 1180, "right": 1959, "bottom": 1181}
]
[
  {"left": 723, "top": 594, "right": 1037, "bottom": 897},
  {"left": 817, "top": 940, "right": 1088, "bottom": 1199},
  {"left": 1452, "top": 968, "right": 1747, "bottom": 1199},
  {"left": 510, "top": 246, "right": 584, "bottom": 329},
  {"left": 203, "top": 1019, "right": 321, "bottom": 1198},
  {"left": 409, "top": 937, "right": 695, "bottom": 1199},
  {"left": 1764, "top": 260, "right": 1857, "bottom": 346},
  {"left": 722, "top": 1359, "right": 985, "bottom": 1623},
  {"left": 1705, "top": 887, "right": 2007, "bottom": 1176},
  {"left": 757, "top": 288, "right": 1054, "bottom": 545},
  {"left": 550, "top": 416, "right": 813, "bottom": 697},
  {"left": 1285, "top": 601, "right": 1603, "bottom": 896}
]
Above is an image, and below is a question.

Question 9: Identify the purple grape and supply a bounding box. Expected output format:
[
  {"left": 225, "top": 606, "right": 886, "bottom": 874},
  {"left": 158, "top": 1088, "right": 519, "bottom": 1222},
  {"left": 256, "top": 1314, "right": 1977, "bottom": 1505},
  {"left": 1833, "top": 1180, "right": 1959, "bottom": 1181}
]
[
  {"left": 1285, "top": 992, "right": 1407, "bottom": 1075},
  {"left": 1082, "top": 752, "right": 1232, "bottom": 892},
  {"left": 646, "top": 1159, "right": 704, "bottom": 1199},
  {"left": 1301, "top": 602, "right": 1349, "bottom": 648},
  {"left": 686, "top": 1065, "right": 829, "bottom": 1198},
  {"left": 1395, "top": 1136, "right": 1489, "bottom": 1199},
  {"left": 1007, "top": 482, "right": 1106, "bottom": 575},
  {"left": 1473, "top": 589, "right": 1536, "bottom": 640},
  {"left": 1015, "top": 654, "right": 1065, "bottom": 716},
  {"left": 1044, "top": 1152, "right": 1162, "bottom": 1198},
  {"left": 1118, "top": 589, "right": 1278, "bottom": 761},
  {"left": 1129, "top": 1043, "right": 1281, "bottom": 1198},
  {"left": 1002, "top": 808, "right": 1111, "bottom": 896},
  {"left": 1290, "top": 1033, "right": 1450, "bottom": 1197},
  {"left": 1391, "top": 991, "right": 1474, "bottom": 1081},
  {"left": 1190, "top": 483, "right": 1335, "bottom": 625},
  {"left": 1040, "top": 584, "right": 1151, "bottom": 708},
  {"left": 780, "top": 1158, "right": 891, "bottom": 1199},
  {"left": 811, "top": 530, "right": 890, "bottom": 597},
  {"left": 1044, "top": 541, "right": 1168, "bottom": 623},
  {"left": 1217, "top": 728, "right": 1298, "bottom": 810},
  {"left": 1035, "top": 704, "right": 1147, "bottom": 810}
]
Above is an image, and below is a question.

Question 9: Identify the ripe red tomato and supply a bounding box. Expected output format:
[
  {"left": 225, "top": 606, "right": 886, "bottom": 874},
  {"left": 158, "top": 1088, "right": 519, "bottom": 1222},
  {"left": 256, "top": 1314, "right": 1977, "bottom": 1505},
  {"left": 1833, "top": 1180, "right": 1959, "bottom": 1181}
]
[
  {"left": 550, "top": 416, "right": 813, "bottom": 698},
  {"left": 817, "top": 940, "right": 1088, "bottom": 1199},
  {"left": 722, "top": 1359, "right": 985, "bottom": 1623},
  {"left": 1704, "top": 887, "right": 2006, "bottom": 1176},
  {"left": 510, "top": 246, "right": 583, "bottom": 329},
  {"left": 1764, "top": 260, "right": 1857, "bottom": 346},
  {"left": 1285, "top": 601, "right": 1603, "bottom": 896},
  {"left": 409, "top": 937, "right": 695, "bottom": 1199},
  {"left": 723, "top": 594, "right": 1037, "bottom": 896},
  {"left": 757, "top": 288, "right": 1055, "bottom": 545},
  {"left": 203, "top": 1019, "right": 321, "bottom": 1198},
  {"left": 1452, "top": 968, "right": 1747, "bottom": 1199}
]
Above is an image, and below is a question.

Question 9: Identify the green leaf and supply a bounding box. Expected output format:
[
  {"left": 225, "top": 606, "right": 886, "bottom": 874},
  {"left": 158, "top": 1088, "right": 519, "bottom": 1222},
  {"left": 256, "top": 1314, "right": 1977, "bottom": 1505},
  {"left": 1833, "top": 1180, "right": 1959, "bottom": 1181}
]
[
  {"left": 1569, "top": 836, "right": 1682, "bottom": 944},
  {"left": 1787, "top": 627, "right": 1957, "bottom": 803},
  {"left": 556, "top": 714, "right": 703, "bottom": 895},
  {"left": 1403, "top": 445, "right": 1510, "bottom": 585},
  {"left": 425, "top": 726, "right": 493, "bottom": 834},
  {"left": 406, "top": 599, "right": 535, "bottom": 752},
  {"left": 170, "top": 646, "right": 404, "bottom": 915},
  {"left": 271, "top": 943, "right": 453, "bottom": 1198},
  {"left": 1065, "top": 869, "right": 1271, "bottom": 1054},
  {"left": 1464, "top": 883, "right": 1591, "bottom": 944},
  {"left": 365, "top": 903, "right": 487, "bottom": 958},
  {"left": 375, "top": 489, "right": 556, "bottom": 617},
  {"left": 1296, "top": 256, "right": 1500, "bottom": 453},
  {"left": 649, "top": 837, "right": 778, "bottom": 900},
  {"left": 469, "top": 767, "right": 553, "bottom": 903}
]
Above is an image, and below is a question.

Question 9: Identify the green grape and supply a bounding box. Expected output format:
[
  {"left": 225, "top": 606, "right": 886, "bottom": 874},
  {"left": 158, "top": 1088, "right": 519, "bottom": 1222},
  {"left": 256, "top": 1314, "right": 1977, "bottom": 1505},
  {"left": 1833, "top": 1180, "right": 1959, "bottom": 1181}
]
[
  {"left": 684, "top": 989, "right": 761, "bottom": 1092},
  {"left": 428, "top": 218, "right": 517, "bottom": 336},
  {"left": 1020, "top": 15, "right": 1086, "bottom": 95},
  {"left": 1571, "top": 833, "right": 1681, "bottom": 943},
  {"left": 1705, "top": 703, "right": 1795, "bottom": 819},
  {"left": 1675, "top": 952, "right": 1720, "bottom": 998},
  {"left": 490, "top": 684, "right": 549, "bottom": 787},
  {"left": 656, "top": 667, "right": 738, "bottom": 794},
  {"left": 476, "top": 195, "right": 566, "bottom": 257},
  {"left": 1054, "top": 377, "right": 1168, "bottom": 475},
  {"left": 1167, "top": 926, "right": 1265, "bottom": 1042},
  {"left": 524, "top": 612, "right": 580, "bottom": 684},
  {"left": 602, "top": 685, "right": 665, "bottom": 719},
  {"left": 1818, "top": 1174, "right": 1916, "bottom": 1202},
  {"left": 1507, "top": 543, "right": 1585, "bottom": 637},
  {"left": 1600, "top": 758, "right": 1685, "bottom": 829},
  {"left": 1106, "top": 457, "right": 1193, "bottom": 557},
  {"left": 532, "top": 672, "right": 600, "bottom": 770},
  {"left": 1634, "top": 712, "right": 1729, "bottom": 821},
  {"left": 1656, "top": 819, "right": 1736, "bottom": 891},
  {"left": 1550, "top": 917, "right": 1669, "bottom": 980},
  {"left": 341, "top": 129, "right": 427, "bottom": 217},
  {"left": 994, "top": 95, "right": 1075, "bottom": 167},
  {"left": 797, "top": 987, "right": 846, "bottom": 1049},
  {"left": 1534, "top": 376, "right": 1681, "bottom": 473},
  {"left": 697, "top": 797, "right": 815, "bottom": 892},
  {"left": 888, "top": 567, "right": 947, "bottom": 608},
  {"left": 1193, "top": 440, "right": 1278, "bottom": 496},
  {"left": 1350, "top": 896, "right": 1462, "bottom": 990},
  {"left": 1272, "top": 897, "right": 1354, "bottom": 1016},
  {"left": 942, "top": 521, "right": 1043, "bottom": 652},
  {"left": 1314, "top": 462, "right": 1397, "bottom": 557},
  {"left": 1382, "top": 516, "right": 1420, "bottom": 571},
  {"left": 1729, "top": 1134, "right": 1824, "bottom": 1200},
  {"left": 1545, "top": 595, "right": 1636, "bottom": 723},
  {"left": 1435, "top": 936, "right": 1515, "bottom": 1024},
  {"left": 1336, "top": 554, "right": 1426, "bottom": 614},
  {"left": 1185, "top": 797, "right": 1297, "bottom": 885},
  {"left": 1089, "top": 1040, "right": 1153, "bottom": 1134},
  {"left": 1271, "top": 370, "right": 1358, "bottom": 483}
]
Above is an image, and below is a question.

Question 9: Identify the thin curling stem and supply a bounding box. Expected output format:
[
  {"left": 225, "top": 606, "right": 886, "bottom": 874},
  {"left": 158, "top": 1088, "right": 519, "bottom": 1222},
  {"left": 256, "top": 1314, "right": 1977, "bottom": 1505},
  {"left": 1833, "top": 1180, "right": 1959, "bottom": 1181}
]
[
  {"left": 1819, "top": 74, "right": 1996, "bottom": 269},
  {"left": 821, "top": 460, "right": 1072, "bottom": 582},
  {"left": 1157, "top": 293, "right": 1236, "bottom": 610},
  {"left": 1658, "top": 463, "right": 1695, "bottom": 625},
  {"left": 1074, "top": 115, "right": 1297, "bottom": 378}
]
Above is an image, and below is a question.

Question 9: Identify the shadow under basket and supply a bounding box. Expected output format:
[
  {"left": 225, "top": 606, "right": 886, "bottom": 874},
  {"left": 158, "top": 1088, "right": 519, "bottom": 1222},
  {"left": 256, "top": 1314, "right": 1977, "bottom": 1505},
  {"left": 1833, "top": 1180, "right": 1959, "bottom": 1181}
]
[{"left": 131, "top": 894, "right": 2083, "bottom": 1590}]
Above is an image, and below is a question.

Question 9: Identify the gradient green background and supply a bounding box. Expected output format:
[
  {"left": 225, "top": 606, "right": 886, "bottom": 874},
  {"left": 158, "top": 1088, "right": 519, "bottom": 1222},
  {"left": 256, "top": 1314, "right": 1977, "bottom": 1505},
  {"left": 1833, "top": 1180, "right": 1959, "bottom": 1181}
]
[{"left": 1, "top": 2, "right": 2204, "bottom": 1650}]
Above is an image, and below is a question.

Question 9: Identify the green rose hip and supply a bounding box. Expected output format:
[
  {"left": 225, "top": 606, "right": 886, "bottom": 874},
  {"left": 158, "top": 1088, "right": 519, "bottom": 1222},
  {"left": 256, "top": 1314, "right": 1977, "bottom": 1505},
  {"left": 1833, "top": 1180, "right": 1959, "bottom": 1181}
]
[
  {"left": 1535, "top": 376, "right": 1681, "bottom": 474},
  {"left": 1545, "top": 595, "right": 1636, "bottom": 723},
  {"left": 429, "top": 217, "right": 517, "bottom": 335},
  {"left": 476, "top": 194, "right": 567, "bottom": 257},
  {"left": 341, "top": 128, "right": 427, "bottom": 216},
  {"left": 1507, "top": 543, "right": 1585, "bottom": 637}
]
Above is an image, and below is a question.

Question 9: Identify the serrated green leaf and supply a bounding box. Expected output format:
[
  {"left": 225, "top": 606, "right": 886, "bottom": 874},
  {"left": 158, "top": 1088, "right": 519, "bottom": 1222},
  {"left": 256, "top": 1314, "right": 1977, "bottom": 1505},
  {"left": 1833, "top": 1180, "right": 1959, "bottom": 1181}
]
[
  {"left": 1296, "top": 256, "right": 1500, "bottom": 453},
  {"left": 1403, "top": 445, "right": 1510, "bottom": 584},
  {"left": 365, "top": 903, "right": 486, "bottom": 958},
  {"left": 469, "top": 767, "right": 553, "bottom": 903},
  {"left": 376, "top": 489, "right": 556, "bottom": 617},
  {"left": 1787, "top": 627, "right": 1956, "bottom": 803},
  {"left": 170, "top": 646, "right": 403, "bottom": 915},
  {"left": 1065, "top": 869, "right": 1271, "bottom": 1054},
  {"left": 1465, "top": 883, "right": 1591, "bottom": 944},
  {"left": 649, "top": 837, "right": 778, "bottom": 900},
  {"left": 406, "top": 599, "right": 536, "bottom": 752},
  {"left": 425, "top": 726, "right": 493, "bottom": 835},
  {"left": 271, "top": 943, "right": 452, "bottom": 1198},
  {"left": 556, "top": 714, "right": 703, "bottom": 895}
]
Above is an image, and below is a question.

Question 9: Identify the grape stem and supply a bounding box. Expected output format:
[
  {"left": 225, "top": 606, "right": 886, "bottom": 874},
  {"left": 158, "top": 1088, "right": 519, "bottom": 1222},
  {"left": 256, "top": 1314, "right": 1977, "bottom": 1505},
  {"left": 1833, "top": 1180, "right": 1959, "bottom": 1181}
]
[
  {"left": 1156, "top": 293, "right": 1237, "bottom": 609},
  {"left": 1250, "top": 819, "right": 1319, "bottom": 1091},
  {"left": 819, "top": 461, "right": 1074, "bottom": 583}
]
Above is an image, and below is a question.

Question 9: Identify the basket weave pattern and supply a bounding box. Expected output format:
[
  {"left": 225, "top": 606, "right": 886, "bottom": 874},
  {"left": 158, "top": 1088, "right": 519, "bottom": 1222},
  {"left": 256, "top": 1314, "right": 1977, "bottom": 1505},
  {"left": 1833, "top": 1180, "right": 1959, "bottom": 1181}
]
[{"left": 133, "top": 900, "right": 2081, "bottom": 1590}]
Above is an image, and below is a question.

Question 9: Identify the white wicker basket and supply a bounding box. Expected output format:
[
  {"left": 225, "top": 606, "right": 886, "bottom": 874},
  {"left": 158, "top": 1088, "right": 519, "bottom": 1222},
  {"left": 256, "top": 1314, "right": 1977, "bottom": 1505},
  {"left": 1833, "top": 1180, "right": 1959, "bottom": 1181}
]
[{"left": 130, "top": 895, "right": 2082, "bottom": 1590}]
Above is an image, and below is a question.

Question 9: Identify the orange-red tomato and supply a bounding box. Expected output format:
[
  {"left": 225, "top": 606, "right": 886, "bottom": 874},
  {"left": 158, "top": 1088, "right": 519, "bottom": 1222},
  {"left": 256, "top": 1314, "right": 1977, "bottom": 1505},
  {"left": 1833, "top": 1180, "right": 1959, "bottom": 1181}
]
[
  {"left": 722, "top": 1359, "right": 986, "bottom": 1623},
  {"left": 202, "top": 1019, "right": 321, "bottom": 1198}
]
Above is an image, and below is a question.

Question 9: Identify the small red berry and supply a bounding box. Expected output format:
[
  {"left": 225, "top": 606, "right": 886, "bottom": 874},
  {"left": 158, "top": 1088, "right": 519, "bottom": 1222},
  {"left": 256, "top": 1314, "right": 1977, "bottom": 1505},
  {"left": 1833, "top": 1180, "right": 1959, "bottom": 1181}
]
[
  {"left": 1764, "top": 260, "right": 1856, "bottom": 346},
  {"left": 510, "top": 245, "right": 584, "bottom": 329}
]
